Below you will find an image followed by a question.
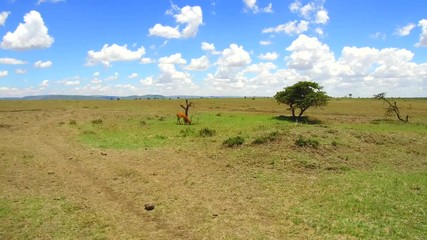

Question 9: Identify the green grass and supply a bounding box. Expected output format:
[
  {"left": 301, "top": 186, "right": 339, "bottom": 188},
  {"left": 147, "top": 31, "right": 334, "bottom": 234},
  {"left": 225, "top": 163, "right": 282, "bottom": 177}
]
[
  {"left": 78, "top": 112, "right": 293, "bottom": 149},
  {"left": 0, "top": 197, "right": 108, "bottom": 239},
  {"left": 1, "top": 98, "right": 426, "bottom": 239},
  {"left": 289, "top": 170, "right": 427, "bottom": 239}
]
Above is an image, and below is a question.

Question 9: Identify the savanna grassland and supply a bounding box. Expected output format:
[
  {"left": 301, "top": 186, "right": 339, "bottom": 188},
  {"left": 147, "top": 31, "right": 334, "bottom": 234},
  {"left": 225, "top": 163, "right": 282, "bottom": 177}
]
[{"left": 0, "top": 98, "right": 426, "bottom": 239}]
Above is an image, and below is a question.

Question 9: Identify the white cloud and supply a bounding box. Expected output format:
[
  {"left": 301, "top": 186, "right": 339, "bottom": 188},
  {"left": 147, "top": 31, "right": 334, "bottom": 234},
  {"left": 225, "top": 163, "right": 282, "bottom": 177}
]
[
  {"left": 34, "top": 60, "right": 52, "bottom": 68},
  {"left": 148, "top": 24, "right": 181, "bottom": 39},
  {"left": 140, "top": 76, "right": 154, "bottom": 86},
  {"left": 280, "top": 34, "right": 426, "bottom": 97},
  {"left": 140, "top": 58, "right": 155, "bottom": 64},
  {"left": 258, "top": 52, "right": 278, "bottom": 61},
  {"left": 36, "top": 0, "right": 65, "bottom": 5},
  {"left": 201, "top": 42, "right": 220, "bottom": 54},
  {"left": 86, "top": 44, "right": 145, "bottom": 67},
  {"left": 65, "top": 80, "right": 80, "bottom": 86},
  {"left": 315, "top": 9, "right": 329, "bottom": 24},
  {"left": 185, "top": 55, "right": 210, "bottom": 70},
  {"left": 105, "top": 72, "right": 119, "bottom": 81},
  {"left": 93, "top": 72, "right": 100, "bottom": 77},
  {"left": 128, "top": 73, "right": 138, "bottom": 79},
  {"left": 0, "top": 11, "right": 11, "bottom": 26},
  {"left": 15, "top": 69, "right": 26, "bottom": 74},
  {"left": 243, "top": 0, "right": 273, "bottom": 14},
  {"left": 0, "top": 57, "right": 27, "bottom": 65},
  {"left": 370, "top": 32, "right": 386, "bottom": 40},
  {"left": 158, "top": 53, "right": 186, "bottom": 65},
  {"left": 149, "top": 5, "right": 203, "bottom": 39},
  {"left": 259, "top": 40, "right": 272, "bottom": 46},
  {"left": 416, "top": 19, "right": 427, "bottom": 47},
  {"left": 262, "top": 20, "right": 309, "bottom": 35},
  {"left": 0, "top": 70, "right": 8, "bottom": 78},
  {"left": 395, "top": 23, "right": 416, "bottom": 36},
  {"left": 286, "top": 34, "right": 335, "bottom": 71},
  {"left": 285, "top": 0, "right": 328, "bottom": 36},
  {"left": 217, "top": 44, "right": 251, "bottom": 67},
  {"left": 1, "top": 11, "right": 54, "bottom": 50},
  {"left": 40, "top": 80, "right": 49, "bottom": 87}
]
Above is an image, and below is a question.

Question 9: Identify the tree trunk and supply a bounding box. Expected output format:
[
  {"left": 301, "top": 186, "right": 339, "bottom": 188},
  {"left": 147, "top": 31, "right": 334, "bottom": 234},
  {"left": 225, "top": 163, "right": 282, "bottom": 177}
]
[
  {"left": 289, "top": 104, "right": 296, "bottom": 117},
  {"left": 180, "top": 99, "right": 192, "bottom": 116}
]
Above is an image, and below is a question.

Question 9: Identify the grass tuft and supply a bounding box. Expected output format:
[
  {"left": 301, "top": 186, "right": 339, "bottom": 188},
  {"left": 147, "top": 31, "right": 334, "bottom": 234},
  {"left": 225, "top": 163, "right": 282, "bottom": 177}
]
[
  {"left": 199, "top": 127, "right": 216, "bottom": 137},
  {"left": 295, "top": 135, "right": 320, "bottom": 148},
  {"left": 223, "top": 136, "right": 245, "bottom": 147}
]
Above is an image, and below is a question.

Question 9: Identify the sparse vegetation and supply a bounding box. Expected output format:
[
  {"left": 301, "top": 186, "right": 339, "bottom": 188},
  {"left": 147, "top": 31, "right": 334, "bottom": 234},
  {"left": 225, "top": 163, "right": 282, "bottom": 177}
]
[
  {"left": 91, "top": 118, "right": 103, "bottom": 124},
  {"left": 223, "top": 136, "right": 245, "bottom": 147},
  {"left": 0, "top": 98, "right": 426, "bottom": 239},
  {"left": 199, "top": 127, "right": 216, "bottom": 137},
  {"left": 295, "top": 135, "right": 320, "bottom": 148}
]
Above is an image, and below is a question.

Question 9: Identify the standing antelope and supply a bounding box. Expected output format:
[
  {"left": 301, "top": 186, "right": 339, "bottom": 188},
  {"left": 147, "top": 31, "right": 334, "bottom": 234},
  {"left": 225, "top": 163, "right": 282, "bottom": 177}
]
[{"left": 176, "top": 112, "right": 191, "bottom": 125}]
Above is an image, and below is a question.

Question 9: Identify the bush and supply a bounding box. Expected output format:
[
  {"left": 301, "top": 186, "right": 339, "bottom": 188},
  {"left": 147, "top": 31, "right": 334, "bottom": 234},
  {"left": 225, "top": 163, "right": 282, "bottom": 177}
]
[
  {"left": 69, "top": 119, "right": 77, "bottom": 125},
  {"left": 252, "top": 131, "right": 279, "bottom": 145},
  {"left": 199, "top": 127, "right": 216, "bottom": 137},
  {"left": 223, "top": 136, "right": 245, "bottom": 147},
  {"left": 295, "top": 136, "right": 319, "bottom": 148},
  {"left": 91, "top": 118, "right": 103, "bottom": 124},
  {"left": 179, "top": 128, "right": 195, "bottom": 137}
]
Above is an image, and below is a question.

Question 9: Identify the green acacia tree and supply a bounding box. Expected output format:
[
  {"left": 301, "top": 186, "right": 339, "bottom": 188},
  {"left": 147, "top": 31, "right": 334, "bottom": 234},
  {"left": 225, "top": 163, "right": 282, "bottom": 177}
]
[{"left": 274, "top": 81, "right": 330, "bottom": 118}]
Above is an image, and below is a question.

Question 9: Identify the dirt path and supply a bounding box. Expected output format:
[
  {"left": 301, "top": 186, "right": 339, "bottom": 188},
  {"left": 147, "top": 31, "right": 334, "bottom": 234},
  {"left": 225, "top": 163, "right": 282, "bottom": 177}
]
[{"left": 1, "top": 108, "right": 198, "bottom": 239}]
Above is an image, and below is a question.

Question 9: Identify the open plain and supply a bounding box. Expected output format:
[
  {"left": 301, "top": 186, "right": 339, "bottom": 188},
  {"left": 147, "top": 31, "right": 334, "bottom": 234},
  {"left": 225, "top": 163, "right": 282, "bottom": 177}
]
[{"left": 1, "top": 98, "right": 426, "bottom": 239}]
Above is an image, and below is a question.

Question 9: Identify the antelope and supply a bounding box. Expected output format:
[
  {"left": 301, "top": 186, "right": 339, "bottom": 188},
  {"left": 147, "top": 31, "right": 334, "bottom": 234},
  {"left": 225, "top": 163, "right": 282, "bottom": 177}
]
[{"left": 176, "top": 112, "right": 191, "bottom": 125}]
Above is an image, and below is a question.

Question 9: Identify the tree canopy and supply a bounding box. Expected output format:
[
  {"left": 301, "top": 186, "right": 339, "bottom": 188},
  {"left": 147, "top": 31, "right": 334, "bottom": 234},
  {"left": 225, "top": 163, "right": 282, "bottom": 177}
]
[{"left": 274, "top": 81, "right": 329, "bottom": 118}]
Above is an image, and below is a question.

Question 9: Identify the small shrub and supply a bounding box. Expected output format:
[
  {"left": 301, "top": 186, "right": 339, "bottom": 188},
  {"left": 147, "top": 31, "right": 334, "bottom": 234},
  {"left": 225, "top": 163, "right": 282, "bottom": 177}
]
[
  {"left": 69, "top": 119, "right": 77, "bottom": 125},
  {"left": 331, "top": 140, "right": 338, "bottom": 146},
  {"left": 223, "top": 136, "right": 245, "bottom": 147},
  {"left": 295, "top": 136, "right": 319, "bottom": 148},
  {"left": 252, "top": 131, "right": 279, "bottom": 145},
  {"left": 199, "top": 127, "right": 216, "bottom": 137},
  {"left": 180, "top": 128, "right": 195, "bottom": 137},
  {"left": 139, "top": 120, "right": 147, "bottom": 126},
  {"left": 91, "top": 118, "right": 103, "bottom": 124}
]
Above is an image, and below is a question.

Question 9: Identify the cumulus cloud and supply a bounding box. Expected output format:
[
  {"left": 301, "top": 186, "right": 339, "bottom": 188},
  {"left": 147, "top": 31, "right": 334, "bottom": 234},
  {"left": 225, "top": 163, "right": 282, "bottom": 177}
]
[
  {"left": 36, "top": 0, "right": 65, "bottom": 5},
  {"left": 243, "top": 0, "right": 273, "bottom": 14},
  {"left": 40, "top": 80, "right": 49, "bottom": 87},
  {"left": 159, "top": 53, "right": 186, "bottom": 65},
  {"left": 0, "top": 57, "right": 27, "bottom": 65},
  {"left": 265, "top": 0, "right": 328, "bottom": 37},
  {"left": 201, "top": 42, "right": 220, "bottom": 55},
  {"left": 258, "top": 52, "right": 278, "bottom": 61},
  {"left": 1, "top": 11, "right": 54, "bottom": 50},
  {"left": 140, "top": 58, "right": 155, "bottom": 64},
  {"left": 185, "top": 55, "right": 210, "bottom": 70},
  {"left": 0, "top": 11, "right": 11, "bottom": 26},
  {"left": 416, "top": 19, "right": 427, "bottom": 47},
  {"left": 280, "top": 34, "right": 426, "bottom": 97},
  {"left": 395, "top": 23, "right": 416, "bottom": 36},
  {"left": 34, "top": 60, "right": 52, "bottom": 68},
  {"left": 315, "top": 9, "right": 329, "bottom": 24},
  {"left": 149, "top": 5, "right": 203, "bottom": 39},
  {"left": 0, "top": 70, "right": 8, "bottom": 78},
  {"left": 15, "top": 69, "right": 26, "bottom": 74},
  {"left": 86, "top": 44, "right": 145, "bottom": 67},
  {"left": 286, "top": 34, "right": 335, "bottom": 71},
  {"left": 217, "top": 44, "right": 251, "bottom": 67},
  {"left": 262, "top": 20, "right": 309, "bottom": 35},
  {"left": 259, "top": 40, "right": 272, "bottom": 46},
  {"left": 128, "top": 73, "right": 138, "bottom": 79}
]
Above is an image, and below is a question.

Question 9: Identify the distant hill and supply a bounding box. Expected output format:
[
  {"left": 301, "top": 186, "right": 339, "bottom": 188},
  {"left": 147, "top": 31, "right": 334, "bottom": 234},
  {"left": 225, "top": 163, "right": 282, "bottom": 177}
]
[
  {"left": 0, "top": 95, "right": 166, "bottom": 100},
  {"left": 0, "top": 94, "right": 255, "bottom": 100}
]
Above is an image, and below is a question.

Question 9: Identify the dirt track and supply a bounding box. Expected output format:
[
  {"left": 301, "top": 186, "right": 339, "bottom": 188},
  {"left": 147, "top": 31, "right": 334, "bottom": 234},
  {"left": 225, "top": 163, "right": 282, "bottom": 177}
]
[{"left": 1, "top": 107, "right": 279, "bottom": 239}]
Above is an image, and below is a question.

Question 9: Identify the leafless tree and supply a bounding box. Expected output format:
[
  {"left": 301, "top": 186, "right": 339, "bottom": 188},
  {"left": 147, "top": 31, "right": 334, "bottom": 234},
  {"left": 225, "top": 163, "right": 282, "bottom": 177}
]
[{"left": 374, "top": 92, "right": 408, "bottom": 122}]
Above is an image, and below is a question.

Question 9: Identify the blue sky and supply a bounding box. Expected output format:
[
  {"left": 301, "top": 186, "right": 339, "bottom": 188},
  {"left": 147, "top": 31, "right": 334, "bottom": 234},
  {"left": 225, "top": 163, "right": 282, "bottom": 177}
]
[{"left": 0, "top": 0, "right": 426, "bottom": 97}]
